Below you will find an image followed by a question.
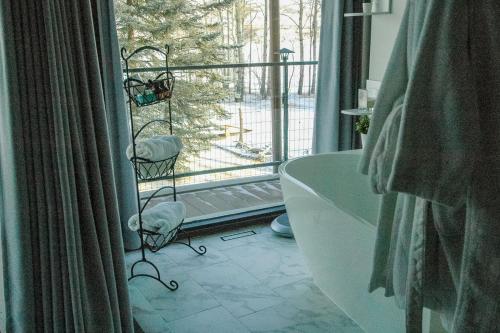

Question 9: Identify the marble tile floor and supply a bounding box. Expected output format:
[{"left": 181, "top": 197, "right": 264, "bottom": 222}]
[{"left": 127, "top": 223, "right": 364, "bottom": 333}]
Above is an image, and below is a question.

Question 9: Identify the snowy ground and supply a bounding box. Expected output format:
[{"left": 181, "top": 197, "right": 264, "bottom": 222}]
[
  {"left": 139, "top": 93, "right": 315, "bottom": 191},
  {"left": 181, "top": 93, "right": 315, "bottom": 184}
]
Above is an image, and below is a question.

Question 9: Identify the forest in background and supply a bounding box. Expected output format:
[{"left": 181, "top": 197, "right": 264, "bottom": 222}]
[{"left": 115, "top": 0, "right": 321, "bottom": 174}]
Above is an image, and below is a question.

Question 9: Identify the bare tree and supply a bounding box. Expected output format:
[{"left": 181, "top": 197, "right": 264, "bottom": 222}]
[
  {"left": 260, "top": 0, "right": 268, "bottom": 98},
  {"left": 297, "top": 0, "right": 305, "bottom": 95},
  {"left": 126, "top": 0, "right": 135, "bottom": 47},
  {"left": 270, "top": 0, "right": 281, "bottom": 169},
  {"left": 248, "top": 12, "right": 258, "bottom": 94},
  {"left": 226, "top": 6, "right": 232, "bottom": 67},
  {"left": 309, "top": 0, "right": 319, "bottom": 95},
  {"left": 281, "top": 0, "right": 307, "bottom": 95},
  {"left": 234, "top": 0, "right": 245, "bottom": 101}
]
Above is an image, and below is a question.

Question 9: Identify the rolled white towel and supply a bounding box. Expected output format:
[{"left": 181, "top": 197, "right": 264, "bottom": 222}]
[
  {"left": 126, "top": 135, "right": 183, "bottom": 162},
  {"left": 128, "top": 202, "right": 186, "bottom": 235}
]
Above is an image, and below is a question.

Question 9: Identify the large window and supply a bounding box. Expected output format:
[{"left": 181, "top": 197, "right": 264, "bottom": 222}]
[{"left": 115, "top": 0, "right": 321, "bottom": 189}]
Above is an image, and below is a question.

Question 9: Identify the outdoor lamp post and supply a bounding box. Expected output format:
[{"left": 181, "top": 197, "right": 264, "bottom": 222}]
[{"left": 280, "top": 48, "right": 294, "bottom": 162}]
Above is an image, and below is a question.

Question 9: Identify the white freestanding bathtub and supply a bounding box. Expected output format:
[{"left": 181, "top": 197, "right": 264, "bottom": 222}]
[{"left": 280, "top": 150, "right": 440, "bottom": 333}]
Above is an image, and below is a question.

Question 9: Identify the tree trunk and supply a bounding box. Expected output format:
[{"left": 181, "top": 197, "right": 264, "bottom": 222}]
[
  {"left": 126, "top": 0, "right": 135, "bottom": 48},
  {"left": 226, "top": 7, "right": 232, "bottom": 79},
  {"left": 270, "top": 0, "right": 281, "bottom": 170},
  {"left": 249, "top": 13, "right": 258, "bottom": 94},
  {"left": 260, "top": 0, "right": 268, "bottom": 99},
  {"left": 297, "top": 0, "right": 305, "bottom": 95},
  {"left": 239, "top": 107, "right": 244, "bottom": 143},
  {"left": 267, "top": 0, "right": 274, "bottom": 98},
  {"left": 310, "top": 0, "right": 319, "bottom": 95},
  {"left": 308, "top": 5, "right": 312, "bottom": 96},
  {"left": 219, "top": 6, "right": 230, "bottom": 90},
  {"left": 249, "top": 18, "right": 253, "bottom": 95},
  {"left": 234, "top": 0, "right": 245, "bottom": 102}
]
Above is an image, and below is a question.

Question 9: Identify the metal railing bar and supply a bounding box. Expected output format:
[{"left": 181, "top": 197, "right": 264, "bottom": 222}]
[
  {"left": 128, "top": 60, "right": 319, "bottom": 190},
  {"left": 139, "top": 161, "right": 282, "bottom": 182},
  {"left": 140, "top": 174, "right": 280, "bottom": 200},
  {"left": 126, "top": 61, "right": 319, "bottom": 73}
]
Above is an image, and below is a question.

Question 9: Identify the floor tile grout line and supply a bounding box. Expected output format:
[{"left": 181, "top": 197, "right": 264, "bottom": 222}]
[
  {"left": 184, "top": 259, "right": 287, "bottom": 320},
  {"left": 222, "top": 250, "right": 280, "bottom": 291},
  {"left": 270, "top": 276, "right": 315, "bottom": 295},
  {"left": 133, "top": 276, "right": 224, "bottom": 326},
  {"left": 159, "top": 302, "right": 222, "bottom": 325},
  {"left": 201, "top": 258, "right": 288, "bottom": 320},
  {"left": 127, "top": 222, "right": 363, "bottom": 333},
  {"left": 162, "top": 305, "right": 248, "bottom": 331},
  {"left": 216, "top": 233, "right": 310, "bottom": 289}
]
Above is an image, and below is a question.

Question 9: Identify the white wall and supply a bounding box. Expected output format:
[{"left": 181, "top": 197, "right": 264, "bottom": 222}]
[{"left": 369, "top": 0, "right": 407, "bottom": 81}]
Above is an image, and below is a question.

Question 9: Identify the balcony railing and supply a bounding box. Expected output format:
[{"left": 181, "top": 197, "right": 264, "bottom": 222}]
[{"left": 126, "top": 60, "right": 318, "bottom": 192}]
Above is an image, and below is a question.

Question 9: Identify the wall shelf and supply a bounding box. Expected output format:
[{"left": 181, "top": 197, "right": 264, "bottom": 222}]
[{"left": 341, "top": 108, "right": 373, "bottom": 116}]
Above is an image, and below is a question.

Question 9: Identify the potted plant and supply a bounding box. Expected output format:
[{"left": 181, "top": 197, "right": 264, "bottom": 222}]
[{"left": 355, "top": 115, "right": 370, "bottom": 147}]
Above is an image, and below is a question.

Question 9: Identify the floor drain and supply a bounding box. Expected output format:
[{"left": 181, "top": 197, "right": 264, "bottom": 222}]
[{"left": 220, "top": 230, "right": 256, "bottom": 241}]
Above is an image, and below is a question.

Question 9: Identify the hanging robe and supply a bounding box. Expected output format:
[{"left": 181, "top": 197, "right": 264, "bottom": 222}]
[{"left": 359, "top": 1, "right": 500, "bottom": 332}]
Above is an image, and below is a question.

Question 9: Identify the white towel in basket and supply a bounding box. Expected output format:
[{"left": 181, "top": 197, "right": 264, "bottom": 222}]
[
  {"left": 128, "top": 201, "right": 186, "bottom": 235},
  {"left": 126, "top": 135, "right": 183, "bottom": 162}
]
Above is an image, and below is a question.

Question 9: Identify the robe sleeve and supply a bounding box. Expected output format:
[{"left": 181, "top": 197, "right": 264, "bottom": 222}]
[
  {"left": 358, "top": 4, "right": 410, "bottom": 176},
  {"left": 386, "top": 0, "right": 479, "bottom": 207}
]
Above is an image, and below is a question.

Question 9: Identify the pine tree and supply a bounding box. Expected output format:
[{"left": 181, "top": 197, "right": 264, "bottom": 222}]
[{"left": 115, "top": 0, "right": 235, "bottom": 172}]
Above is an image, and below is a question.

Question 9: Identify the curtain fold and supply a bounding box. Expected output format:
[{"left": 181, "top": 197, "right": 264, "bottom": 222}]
[
  {"left": 0, "top": 0, "right": 134, "bottom": 331},
  {"left": 0, "top": 3, "right": 32, "bottom": 332},
  {"left": 312, "top": 0, "right": 361, "bottom": 153},
  {"left": 93, "top": 0, "right": 140, "bottom": 251}
]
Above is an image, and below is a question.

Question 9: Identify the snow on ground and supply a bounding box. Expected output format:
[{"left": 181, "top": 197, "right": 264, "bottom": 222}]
[
  {"left": 183, "top": 93, "right": 314, "bottom": 183},
  {"left": 139, "top": 93, "right": 315, "bottom": 191}
]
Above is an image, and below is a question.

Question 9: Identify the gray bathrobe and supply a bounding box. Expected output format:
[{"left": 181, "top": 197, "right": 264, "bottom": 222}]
[{"left": 359, "top": 1, "right": 500, "bottom": 332}]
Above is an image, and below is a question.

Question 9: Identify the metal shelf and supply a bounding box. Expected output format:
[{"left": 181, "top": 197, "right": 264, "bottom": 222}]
[
  {"left": 341, "top": 108, "right": 373, "bottom": 116},
  {"left": 121, "top": 44, "right": 206, "bottom": 292}
]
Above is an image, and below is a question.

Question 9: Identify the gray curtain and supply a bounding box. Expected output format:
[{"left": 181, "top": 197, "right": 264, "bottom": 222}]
[
  {"left": 94, "top": 0, "right": 140, "bottom": 250},
  {"left": 0, "top": 0, "right": 134, "bottom": 331},
  {"left": 313, "top": 0, "right": 361, "bottom": 153}
]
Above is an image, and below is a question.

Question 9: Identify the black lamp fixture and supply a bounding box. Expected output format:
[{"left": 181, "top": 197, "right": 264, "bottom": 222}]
[{"left": 279, "top": 48, "right": 295, "bottom": 62}]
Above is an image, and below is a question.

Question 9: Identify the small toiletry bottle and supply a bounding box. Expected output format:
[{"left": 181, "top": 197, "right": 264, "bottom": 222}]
[
  {"left": 135, "top": 94, "right": 145, "bottom": 106},
  {"left": 358, "top": 89, "right": 368, "bottom": 109},
  {"left": 144, "top": 89, "right": 157, "bottom": 103}
]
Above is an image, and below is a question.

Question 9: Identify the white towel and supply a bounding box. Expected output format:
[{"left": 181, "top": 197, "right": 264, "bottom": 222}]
[
  {"left": 126, "top": 135, "right": 183, "bottom": 162},
  {"left": 128, "top": 202, "right": 186, "bottom": 235}
]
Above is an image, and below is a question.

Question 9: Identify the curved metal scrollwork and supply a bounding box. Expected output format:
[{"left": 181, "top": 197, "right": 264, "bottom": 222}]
[{"left": 129, "top": 259, "right": 179, "bottom": 291}]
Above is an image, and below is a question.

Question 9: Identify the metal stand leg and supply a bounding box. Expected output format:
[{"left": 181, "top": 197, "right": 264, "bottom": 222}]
[
  {"left": 172, "top": 236, "right": 207, "bottom": 255},
  {"left": 128, "top": 258, "right": 179, "bottom": 291}
]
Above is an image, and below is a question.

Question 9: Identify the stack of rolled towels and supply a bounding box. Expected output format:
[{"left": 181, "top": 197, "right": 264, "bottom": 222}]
[
  {"left": 126, "top": 135, "right": 183, "bottom": 162},
  {"left": 128, "top": 201, "right": 186, "bottom": 236},
  {"left": 126, "top": 135, "right": 183, "bottom": 177}
]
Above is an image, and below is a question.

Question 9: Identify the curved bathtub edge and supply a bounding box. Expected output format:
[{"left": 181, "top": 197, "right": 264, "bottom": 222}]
[
  {"left": 279, "top": 151, "right": 443, "bottom": 333},
  {"left": 279, "top": 150, "right": 376, "bottom": 230}
]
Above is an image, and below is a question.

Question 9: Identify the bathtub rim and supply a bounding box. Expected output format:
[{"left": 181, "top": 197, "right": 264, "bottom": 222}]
[
  {"left": 279, "top": 150, "right": 377, "bottom": 230},
  {"left": 279, "top": 151, "right": 442, "bottom": 333}
]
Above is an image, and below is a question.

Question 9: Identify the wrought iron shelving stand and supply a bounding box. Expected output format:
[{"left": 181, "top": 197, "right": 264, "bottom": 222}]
[{"left": 121, "top": 45, "right": 206, "bottom": 291}]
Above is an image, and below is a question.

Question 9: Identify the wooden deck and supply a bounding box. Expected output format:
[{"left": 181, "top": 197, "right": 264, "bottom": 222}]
[{"left": 142, "top": 180, "right": 283, "bottom": 221}]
